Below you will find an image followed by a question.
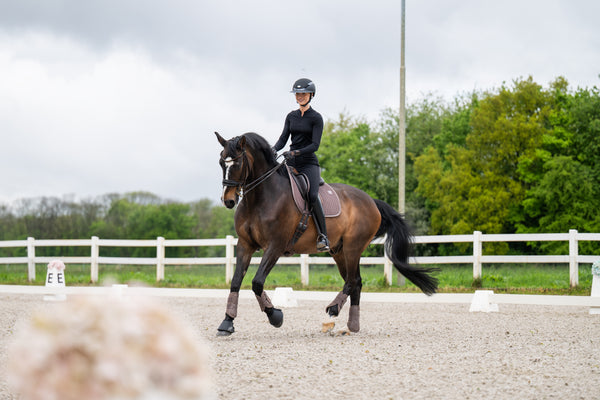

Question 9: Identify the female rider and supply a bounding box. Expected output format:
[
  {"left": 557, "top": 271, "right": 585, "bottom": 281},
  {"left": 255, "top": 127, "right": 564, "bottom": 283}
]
[{"left": 272, "top": 78, "right": 330, "bottom": 252}]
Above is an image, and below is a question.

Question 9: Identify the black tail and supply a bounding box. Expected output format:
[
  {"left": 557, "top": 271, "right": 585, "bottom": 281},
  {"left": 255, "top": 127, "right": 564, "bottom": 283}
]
[{"left": 374, "top": 199, "right": 439, "bottom": 295}]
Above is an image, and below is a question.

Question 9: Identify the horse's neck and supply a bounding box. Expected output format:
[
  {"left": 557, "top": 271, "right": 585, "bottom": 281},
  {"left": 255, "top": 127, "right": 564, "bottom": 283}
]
[
  {"left": 244, "top": 162, "right": 288, "bottom": 204},
  {"left": 249, "top": 159, "right": 271, "bottom": 179}
]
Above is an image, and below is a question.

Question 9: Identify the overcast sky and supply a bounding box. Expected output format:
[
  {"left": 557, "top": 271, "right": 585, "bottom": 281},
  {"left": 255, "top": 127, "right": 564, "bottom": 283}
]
[{"left": 1, "top": 0, "right": 599, "bottom": 206}]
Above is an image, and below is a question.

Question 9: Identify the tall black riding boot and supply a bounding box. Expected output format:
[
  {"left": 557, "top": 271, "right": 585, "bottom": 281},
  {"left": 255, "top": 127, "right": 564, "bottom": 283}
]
[{"left": 311, "top": 198, "right": 330, "bottom": 252}]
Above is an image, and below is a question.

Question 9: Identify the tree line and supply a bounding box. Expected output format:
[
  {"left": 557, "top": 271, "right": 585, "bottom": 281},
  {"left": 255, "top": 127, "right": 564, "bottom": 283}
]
[
  {"left": 1, "top": 76, "right": 598, "bottom": 257},
  {"left": 0, "top": 192, "right": 234, "bottom": 257}
]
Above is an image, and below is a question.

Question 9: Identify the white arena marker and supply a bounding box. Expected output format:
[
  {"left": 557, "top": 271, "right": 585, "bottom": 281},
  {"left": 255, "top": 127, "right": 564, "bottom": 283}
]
[
  {"left": 111, "top": 284, "right": 129, "bottom": 299},
  {"left": 469, "top": 290, "right": 499, "bottom": 312},
  {"left": 43, "top": 260, "right": 67, "bottom": 302},
  {"left": 272, "top": 287, "right": 298, "bottom": 308}
]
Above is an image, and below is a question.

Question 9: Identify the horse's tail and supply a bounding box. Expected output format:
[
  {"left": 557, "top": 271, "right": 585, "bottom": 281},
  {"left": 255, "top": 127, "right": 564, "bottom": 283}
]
[{"left": 373, "top": 199, "right": 439, "bottom": 295}]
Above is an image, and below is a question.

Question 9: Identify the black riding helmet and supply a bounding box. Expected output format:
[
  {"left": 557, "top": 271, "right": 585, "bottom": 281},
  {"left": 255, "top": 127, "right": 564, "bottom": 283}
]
[
  {"left": 291, "top": 78, "right": 316, "bottom": 95},
  {"left": 291, "top": 78, "right": 316, "bottom": 106}
]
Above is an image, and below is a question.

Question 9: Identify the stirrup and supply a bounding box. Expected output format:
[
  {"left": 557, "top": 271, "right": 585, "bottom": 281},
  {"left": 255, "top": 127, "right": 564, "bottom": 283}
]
[{"left": 317, "top": 234, "right": 330, "bottom": 252}]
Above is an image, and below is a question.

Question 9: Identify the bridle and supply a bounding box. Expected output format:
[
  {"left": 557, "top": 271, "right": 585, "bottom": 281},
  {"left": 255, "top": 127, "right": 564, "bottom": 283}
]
[
  {"left": 221, "top": 151, "right": 248, "bottom": 192},
  {"left": 221, "top": 150, "right": 284, "bottom": 199}
]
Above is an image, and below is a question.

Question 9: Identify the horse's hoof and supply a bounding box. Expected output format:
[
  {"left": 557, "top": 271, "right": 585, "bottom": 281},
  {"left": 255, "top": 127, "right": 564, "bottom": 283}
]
[
  {"left": 266, "top": 307, "right": 283, "bottom": 328},
  {"left": 326, "top": 304, "right": 339, "bottom": 317},
  {"left": 217, "top": 318, "right": 235, "bottom": 336}
]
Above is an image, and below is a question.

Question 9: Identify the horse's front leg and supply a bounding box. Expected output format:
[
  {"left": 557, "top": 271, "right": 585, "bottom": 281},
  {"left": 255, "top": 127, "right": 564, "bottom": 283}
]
[
  {"left": 217, "top": 244, "right": 254, "bottom": 336},
  {"left": 251, "top": 250, "right": 284, "bottom": 328}
]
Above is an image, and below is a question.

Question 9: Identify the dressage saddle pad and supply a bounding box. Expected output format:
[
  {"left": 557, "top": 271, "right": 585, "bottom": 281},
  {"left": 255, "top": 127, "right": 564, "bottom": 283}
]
[{"left": 286, "top": 165, "right": 341, "bottom": 217}]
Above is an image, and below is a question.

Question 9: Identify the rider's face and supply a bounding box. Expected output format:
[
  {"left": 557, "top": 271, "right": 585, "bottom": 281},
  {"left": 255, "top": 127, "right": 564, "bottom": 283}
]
[{"left": 295, "top": 92, "right": 310, "bottom": 105}]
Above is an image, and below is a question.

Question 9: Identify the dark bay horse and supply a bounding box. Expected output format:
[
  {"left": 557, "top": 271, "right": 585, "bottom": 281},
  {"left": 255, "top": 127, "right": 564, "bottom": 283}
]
[{"left": 215, "top": 132, "right": 438, "bottom": 335}]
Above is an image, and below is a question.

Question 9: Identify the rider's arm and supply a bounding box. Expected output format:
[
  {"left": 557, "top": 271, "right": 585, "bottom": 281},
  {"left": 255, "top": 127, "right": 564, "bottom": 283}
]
[{"left": 273, "top": 114, "right": 291, "bottom": 152}]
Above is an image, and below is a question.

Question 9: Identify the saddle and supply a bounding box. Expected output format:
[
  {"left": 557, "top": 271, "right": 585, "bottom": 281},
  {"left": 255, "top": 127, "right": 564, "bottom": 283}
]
[
  {"left": 284, "top": 165, "right": 341, "bottom": 255},
  {"left": 286, "top": 165, "right": 341, "bottom": 217}
]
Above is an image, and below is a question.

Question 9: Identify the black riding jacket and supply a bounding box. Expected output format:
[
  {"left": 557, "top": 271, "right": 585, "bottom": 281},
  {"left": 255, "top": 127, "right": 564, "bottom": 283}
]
[{"left": 273, "top": 107, "right": 324, "bottom": 166}]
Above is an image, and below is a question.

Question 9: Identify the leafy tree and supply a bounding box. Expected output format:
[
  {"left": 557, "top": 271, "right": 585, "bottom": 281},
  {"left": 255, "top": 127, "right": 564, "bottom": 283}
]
[
  {"left": 567, "top": 85, "right": 600, "bottom": 183},
  {"left": 415, "top": 77, "right": 555, "bottom": 248},
  {"left": 432, "top": 94, "right": 477, "bottom": 157},
  {"left": 319, "top": 114, "right": 377, "bottom": 196},
  {"left": 520, "top": 156, "right": 598, "bottom": 253},
  {"left": 516, "top": 81, "right": 600, "bottom": 252}
]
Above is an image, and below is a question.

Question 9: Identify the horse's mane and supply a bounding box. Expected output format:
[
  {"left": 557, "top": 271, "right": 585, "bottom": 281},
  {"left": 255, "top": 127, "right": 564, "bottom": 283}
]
[{"left": 241, "top": 133, "right": 285, "bottom": 175}]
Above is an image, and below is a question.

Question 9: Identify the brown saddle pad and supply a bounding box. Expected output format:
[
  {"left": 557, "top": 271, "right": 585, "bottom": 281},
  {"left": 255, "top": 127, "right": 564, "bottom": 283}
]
[{"left": 286, "top": 166, "right": 341, "bottom": 217}]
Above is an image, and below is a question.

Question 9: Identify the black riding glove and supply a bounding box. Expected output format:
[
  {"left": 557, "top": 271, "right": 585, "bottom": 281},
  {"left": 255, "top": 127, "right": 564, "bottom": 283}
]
[
  {"left": 271, "top": 147, "right": 278, "bottom": 158},
  {"left": 283, "top": 150, "right": 298, "bottom": 161}
]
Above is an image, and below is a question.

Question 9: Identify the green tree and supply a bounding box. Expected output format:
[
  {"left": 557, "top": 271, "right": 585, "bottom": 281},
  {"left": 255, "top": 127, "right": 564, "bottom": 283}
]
[
  {"left": 319, "top": 114, "right": 377, "bottom": 196},
  {"left": 516, "top": 81, "right": 600, "bottom": 249},
  {"left": 415, "top": 77, "right": 555, "bottom": 244}
]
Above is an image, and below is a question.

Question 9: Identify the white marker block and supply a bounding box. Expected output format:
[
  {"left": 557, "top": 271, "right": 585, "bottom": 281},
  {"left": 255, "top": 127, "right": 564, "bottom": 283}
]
[
  {"left": 590, "top": 274, "right": 600, "bottom": 315},
  {"left": 272, "top": 287, "right": 298, "bottom": 308},
  {"left": 469, "top": 290, "right": 498, "bottom": 312}
]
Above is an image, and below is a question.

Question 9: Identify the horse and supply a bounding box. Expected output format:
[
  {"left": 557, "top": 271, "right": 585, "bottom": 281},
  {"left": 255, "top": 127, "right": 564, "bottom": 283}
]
[{"left": 214, "top": 131, "right": 438, "bottom": 335}]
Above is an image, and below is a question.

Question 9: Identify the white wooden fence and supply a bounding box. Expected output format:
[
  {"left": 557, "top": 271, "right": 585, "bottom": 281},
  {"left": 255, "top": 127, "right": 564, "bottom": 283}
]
[{"left": 1, "top": 230, "right": 599, "bottom": 287}]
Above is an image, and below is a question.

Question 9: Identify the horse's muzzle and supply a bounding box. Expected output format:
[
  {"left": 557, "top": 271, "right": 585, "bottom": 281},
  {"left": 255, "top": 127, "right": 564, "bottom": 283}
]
[
  {"left": 223, "top": 198, "right": 236, "bottom": 209},
  {"left": 221, "top": 185, "right": 239, "bottom": 209}
]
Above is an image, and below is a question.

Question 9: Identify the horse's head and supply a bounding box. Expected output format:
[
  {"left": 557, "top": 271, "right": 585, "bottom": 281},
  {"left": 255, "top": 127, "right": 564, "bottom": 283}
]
[{"left": 215, "top": 132, "right": 254, "bottom": 208}]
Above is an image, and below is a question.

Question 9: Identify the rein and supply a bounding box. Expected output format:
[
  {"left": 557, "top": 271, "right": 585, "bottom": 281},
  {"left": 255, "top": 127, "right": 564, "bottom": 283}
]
[{"left": 243, "top": 161, "right": 284, "bottom": 194}]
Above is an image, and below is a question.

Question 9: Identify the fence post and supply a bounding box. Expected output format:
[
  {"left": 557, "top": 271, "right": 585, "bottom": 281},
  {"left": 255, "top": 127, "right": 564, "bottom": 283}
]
[
  {"left": 27, "top": 237, "right": 35, "bottom": 282},
  {"left": 569, "top": 229, "right": 579, "bottom": 287},
  {"left": 301, "top": 254, "right": 310, "bottom": 286},
  {"left": 91, "top": 236, "right": 99, "bottom": 283},
  {"left": 473, "top": 231, "right": 482, "bottom": 281},
  {"left": 225, "top": 235, "right": 234, "bottom": 284},
  {"left": 156, "top": 236, "right": 165, "bottom": 282}
]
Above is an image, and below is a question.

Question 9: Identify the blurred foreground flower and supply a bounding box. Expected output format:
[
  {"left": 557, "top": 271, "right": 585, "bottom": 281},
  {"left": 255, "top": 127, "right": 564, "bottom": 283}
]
[{"left": 8, "top": 296, "right": 213, "bottom": 400}]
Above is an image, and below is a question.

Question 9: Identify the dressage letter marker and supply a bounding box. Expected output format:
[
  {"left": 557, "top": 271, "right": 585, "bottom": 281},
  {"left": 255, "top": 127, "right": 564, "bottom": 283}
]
[{"left": 43, "top": 260, "right": 67, "bottom": 302}]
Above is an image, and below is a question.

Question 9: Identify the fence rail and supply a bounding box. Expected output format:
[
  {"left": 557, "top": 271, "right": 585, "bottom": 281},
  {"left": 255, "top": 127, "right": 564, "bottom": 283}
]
[{"left": 1, "top": 230, "right": 599, "bottom": 287}]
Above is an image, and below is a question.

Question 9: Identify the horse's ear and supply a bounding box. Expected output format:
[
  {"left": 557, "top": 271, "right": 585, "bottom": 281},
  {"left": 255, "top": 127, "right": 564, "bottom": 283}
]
[
  {"left": 238, "top": 136, "right": 246, "bottom": 150},
  {"left": 215, "top": 132, "right": 227, "bottom": 148}
]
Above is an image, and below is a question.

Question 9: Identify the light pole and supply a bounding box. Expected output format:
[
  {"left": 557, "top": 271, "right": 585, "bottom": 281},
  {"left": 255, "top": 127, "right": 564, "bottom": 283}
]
[{"left": 399, "top": 0, "right": 406, "bottom": 214}]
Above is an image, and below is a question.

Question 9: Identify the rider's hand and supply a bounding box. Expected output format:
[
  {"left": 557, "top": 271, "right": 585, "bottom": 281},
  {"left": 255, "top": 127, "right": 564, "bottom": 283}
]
[
  {"left": 283, "top": 150, "right": 297, "bottom": 161},
  {"left": 271, "top": 147, "right": 278, "bottom": 158}
]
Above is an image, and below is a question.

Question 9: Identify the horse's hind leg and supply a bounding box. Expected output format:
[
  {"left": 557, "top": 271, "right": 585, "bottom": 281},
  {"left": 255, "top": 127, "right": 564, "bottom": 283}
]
[
  {"left": 325, "top": 253, "right": 349, "bottom": 317},
  {"left": 341, "top": 249, "right": 363, "bottom": 333},
  {"left": 325, "top": 289, "right": 349, "bottom": 317},
  {"left": 347, "top": 270, "right": 362, "bottom": 333}
]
